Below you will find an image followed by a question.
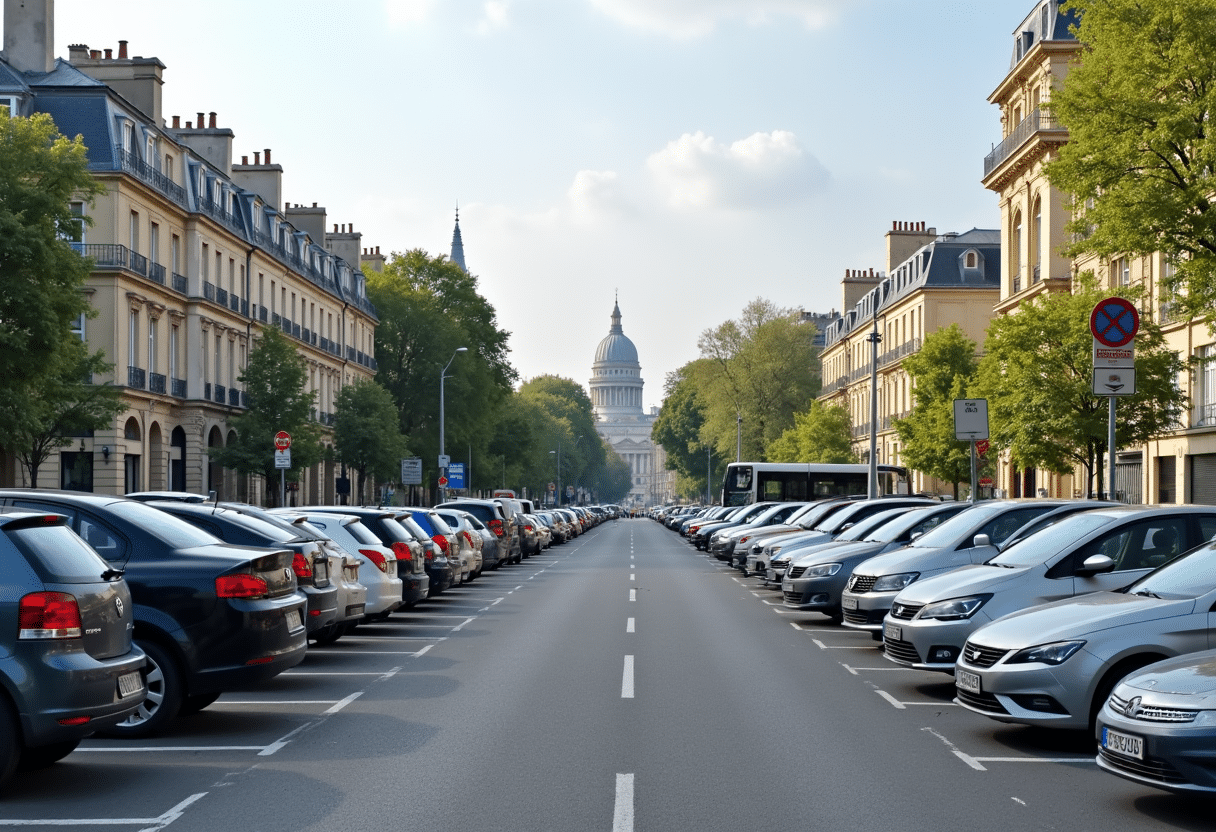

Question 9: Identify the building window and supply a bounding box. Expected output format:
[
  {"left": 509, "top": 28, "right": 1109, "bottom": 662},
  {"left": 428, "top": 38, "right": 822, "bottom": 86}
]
[
  {"left": 201, "top": 244, "right": 209, "bottom": 279},
  {"left": 63, "top": 201, "right": 85, "bottom": 247},
  {"left": 129, "top": 211, "right": 139, "bottom": 254},
  {"left": 0, "top": 96, "right": 16, "bottom": 116},
  {"left": 1010, "top": 208, "right": 1023, "bottom": 289},
  {"left": 1112, "top": 257, "right": 1130, "bottom": 287},
  {"left": 148, "top": 318, "right": 158, "bottom": 376},
  {"left": 1031, "top": 194, "right": 1042, "bottom": 279},
  {"left": 149, "top": 222, "right": 159, "bottom": 266},
  {"left": 170, "top": 324, "right": 178, "bottom": 380},
  {"left": 129, "top": 309, "right": 140, "bottom": 368}
]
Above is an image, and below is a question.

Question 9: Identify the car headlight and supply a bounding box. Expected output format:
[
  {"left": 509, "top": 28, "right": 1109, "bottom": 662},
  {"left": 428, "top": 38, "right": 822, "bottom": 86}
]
[
  {"left": 871, "top": 572, "right": 919, "bottom": 592},
  {"left": 804, "top": 562, "right": 842, "bottom": 578},
  {"left": 1006, "top": 640, "right": 1086, "bottom": 666},
  {"left": 915, "top": 594, "right": 992, "bottom": 621}
]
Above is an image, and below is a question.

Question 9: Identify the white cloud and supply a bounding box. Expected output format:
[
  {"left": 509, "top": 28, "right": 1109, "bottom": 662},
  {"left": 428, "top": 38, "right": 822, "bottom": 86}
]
[
  {"left": 587, "top": 0, "right": 847, "bottom": 39},
  {"left": 477, "top": 1, "right": 511, "bottom": 34},
  {"left": 385, "top": 0, "right": 434, "bottom": 26},
  {"left": 647, "top": 130, "right": 828, "bottom": 210},
  {"left": 567, "top": 169, "right": 631, "bottom": 221}
]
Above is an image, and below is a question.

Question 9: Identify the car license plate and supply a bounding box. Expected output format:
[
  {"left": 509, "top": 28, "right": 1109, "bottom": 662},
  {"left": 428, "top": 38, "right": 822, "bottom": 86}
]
[
  {"left": 117, "top": 670, "right": 143, "bottom": 698},
  {"left": 781, "top": 581, "right": 792, "bottom": 592},
  {"left": 286, "top": 609, "right": 303, "bottom": 631},
  {"left": 1102, "top": 727, "right": 1144, "bottom": 760},
  {"left": 956, "top": 669, "right": 982, "bottom": 695},
  {"left": 314, "top": 560, "right": 327, "bottom": 580},
  {"left": 842, "top": 596, "right": 858, "bottom": 611},
  {"left": 346, "top": 604, "right": 365, "bottom": 618},
  {"left": 884, "top": 622, "right": 902, "bottom": 642}
]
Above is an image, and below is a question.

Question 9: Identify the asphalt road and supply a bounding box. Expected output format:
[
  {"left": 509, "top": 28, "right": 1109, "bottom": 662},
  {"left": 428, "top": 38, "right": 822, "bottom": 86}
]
[{"left": 1, "top": 517, "right": 1213, "bottom": 830}]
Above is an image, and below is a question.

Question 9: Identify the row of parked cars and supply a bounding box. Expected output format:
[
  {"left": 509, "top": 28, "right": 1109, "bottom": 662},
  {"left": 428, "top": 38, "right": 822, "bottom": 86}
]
[
  {"left": 0, "top": 486, "right": 618, "bottom": 788},
  {"left": 654, "top": 497, "right": 1216, "bottom": 796}
]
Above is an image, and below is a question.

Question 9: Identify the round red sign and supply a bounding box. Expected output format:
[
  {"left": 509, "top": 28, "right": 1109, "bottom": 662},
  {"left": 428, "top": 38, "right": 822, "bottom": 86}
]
[
  {"left": 437, "top": 476, "right": 449, "bottom": 487},
  {"left": 1090, "top": 297, "right": 1140, "bottom": 347},
  {"left": 274, "top": 431, "right": 291, "bottom": 450}
]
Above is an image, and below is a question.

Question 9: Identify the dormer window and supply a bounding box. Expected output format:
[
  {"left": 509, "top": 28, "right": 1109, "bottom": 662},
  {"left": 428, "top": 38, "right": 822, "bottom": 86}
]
[
  {"left": 0, "top": 96, "right": 16, "bottom": 116},
  {"left": 1042, "top": 4, "right": 1051, "bottom": 39},
  {"left": 965, "top": 250, "right": 979, "bottom": 269}
]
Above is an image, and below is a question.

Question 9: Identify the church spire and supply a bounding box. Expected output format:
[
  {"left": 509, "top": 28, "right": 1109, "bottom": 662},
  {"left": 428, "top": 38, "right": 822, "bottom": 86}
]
[
  {"left": 450, "top": 205, "right": 467, "bottom": 272},
  {"left": 610, "top": 294, "right": 623, "bottom": 335}
]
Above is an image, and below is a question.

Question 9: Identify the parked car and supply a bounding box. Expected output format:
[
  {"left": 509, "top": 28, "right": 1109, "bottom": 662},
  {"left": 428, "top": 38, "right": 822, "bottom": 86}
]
[
  {"left": 435, "top": 508, "right": 496, "bottom": 573},
  {"left": 883, "top": 505, "right": 1216, "bottom": 674},
  {"left": 764, "top": 498, "right": 939, "bottom": 580},
  {"left": 0, "top": 510, "right": 147, "bottom": 784},
  {"left": 276, "top": 511, "right": 403, "bottom": 621},
  {"left": 743, "top": 498, "right": 863, "bottom": 577},
  {"left": 438, "top": 499, "right": 520, "bottom": 564},
  {"left": 841, "top": 500, "right": 1104, "bottom": 635},
  {"left": 1096, "top": 648, "right": 1216, "bottom": 794},
  {"left": 516, "top": 514, "right": 541, "bottom": 557},
  {"left": 708, "top": 502, "right": 808, "bottom": 564},
  {"left": 956, "top": 531, "right": 1216, "bottom": 732},
  {"left": 782, "top": 503, "right": 970, "bottom": 621},
  {"left": 145, "top": 501, "right": 342, "bottom": 642},
  {"left": 401, "top": 509, "right": 459, "bottom": 591},
  {"left": 302, "top": 507, "right": 430, "bottom": 606},
  {"left": 0, "top": 490, "right": 308, "bottom": 738}
]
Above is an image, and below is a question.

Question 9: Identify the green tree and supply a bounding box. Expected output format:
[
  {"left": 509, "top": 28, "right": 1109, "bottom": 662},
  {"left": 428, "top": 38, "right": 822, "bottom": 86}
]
[
  {"left": 652, "top": 364, "right": 719, "bottom": 499},
  {"left": 974, "top": 277, "right": 1186, "bottom": 496},
  {"left": 367, "top": 250, "right": 515, "bottom": 487},
  {"left": 517, "top": 376, "right": 605, "bottom": 502},
  {"left": 333, "top": 379, "right": 408, "bottom": 502},
  {"left": 15, "top": 343, "right": 125, "bottom": 488},
  {"left": 208, "top": 327, "right": 322, "bottom": 504},
  {"left": 894, "top": 324, "right": 980, "bottom": 498},
  {"left": 1046, "top": 0, "right": 1216, "bottom": 319},
  {"left": 0, "top": 110, "right": 106, "bottom": 454},
  {"left": 693, "top": 299, "right": 821, "bottom": 462},
  {"left": 767, "top": 400, "right": 857, "bottom": 464},
  {"left": 594, "top": 449, "right": 634, "bottom": 504}
]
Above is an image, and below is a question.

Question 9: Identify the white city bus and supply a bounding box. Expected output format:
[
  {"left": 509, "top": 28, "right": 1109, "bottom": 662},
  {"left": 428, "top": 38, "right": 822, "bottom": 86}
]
[{"left": 720, "top": 462, "right": 908, "bottom": 506}]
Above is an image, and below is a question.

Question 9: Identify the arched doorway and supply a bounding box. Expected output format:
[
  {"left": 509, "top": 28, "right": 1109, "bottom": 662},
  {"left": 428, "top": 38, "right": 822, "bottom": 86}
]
[{"left": 170, "top": 426, "right": 187, "bottom": 491}]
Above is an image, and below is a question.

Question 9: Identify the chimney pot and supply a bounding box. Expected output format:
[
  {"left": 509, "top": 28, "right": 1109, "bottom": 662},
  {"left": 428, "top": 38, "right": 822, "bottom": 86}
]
[
  {"left": 334, "top": 224, "right": 339, "bottom": 232},
  {"left": 90, "top": 50, "right": 101, "bottom": 59},
  {"left": 312, "top": 202, "right": 317, "bottom": 208},
  {"left": 118, "top": 40, "right": 128, "bottom": 59},
  {"left": 104, "top": 48, "right": 113, "bottom": 60},
  {"left": 254, "top": 152, "right": 261, "bottom": 165},
  {"left": 172, "top": 115, "right": 180, "bottom": 129},
  {"left": 209, "top": 112, "right": 217, "bottom": 128},
  {"left": 197, "top": 112, "right": 204, "bottom": 128},
  {"left": 265, "top": 149, "right": 272, "bottom": 164},
  {"left": 241, "top": 155, "right": 248, "bottom": 165},
  {"left": 186, "top": 121, "right": 193, "bottom": 129}
]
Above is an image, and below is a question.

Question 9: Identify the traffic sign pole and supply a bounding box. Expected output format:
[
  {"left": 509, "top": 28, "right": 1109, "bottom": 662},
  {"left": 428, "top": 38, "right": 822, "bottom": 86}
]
[{"left": 1090, "top": 298, "right": 1139, "bottom": 500}]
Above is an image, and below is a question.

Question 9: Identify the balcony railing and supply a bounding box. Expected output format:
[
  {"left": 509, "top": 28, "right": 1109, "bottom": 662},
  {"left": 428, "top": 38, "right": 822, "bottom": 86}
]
[
  {"left": 216, "top": 287, "right": 229, "bottom": 307},
  {"left": 147, "top": 262, "right": 166, "bottom": 285},
  {"left": 171, "top": 377, "right": 187, "bottom": 398},
  {"left": 228, "top": 387, "right": 242, "bottom": 407},
  {"left": 127, "top": 366, "right": 146, "bottom": 389},
  {"left": 171, "top": 272, "right": 188, "bottom": 294},
  {"left": 1197, "top": 403, "right": 1216, "bottom": 427},
  {"left": 984, "top": 107, "right": 1065, "bottom": 177},
  {"left": 114, "top": 146, "right": 186, "bottom": 205},
  {"left": 213, "top": 384, "right": 226, "bottom": 404},
  {"left": 148, "top": 372, "right": 166, "bottom": 394},
  {"left": 203, "top": 281, "right": 216, "bottom": 302}
]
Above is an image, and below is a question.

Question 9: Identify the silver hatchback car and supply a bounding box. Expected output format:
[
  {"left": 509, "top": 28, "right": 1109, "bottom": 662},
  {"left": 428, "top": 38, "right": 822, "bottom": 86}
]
[{"left": 884, "top": 506, "right": 1216, "bottom": 674}]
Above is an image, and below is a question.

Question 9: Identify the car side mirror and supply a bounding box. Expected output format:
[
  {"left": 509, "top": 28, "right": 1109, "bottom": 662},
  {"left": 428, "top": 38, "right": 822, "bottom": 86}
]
[
  {"left": 972, "top": 533, "right": 991, "bottom": 548},
  {"left": 909, "top": 531, "right": 923, "bottom": 542},
  {"left": 1077, "top": 554, "right": 1116, "bottom": 576}
]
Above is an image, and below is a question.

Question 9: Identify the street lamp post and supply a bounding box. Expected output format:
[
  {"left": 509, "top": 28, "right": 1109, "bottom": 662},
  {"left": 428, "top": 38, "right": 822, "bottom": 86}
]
[
  {"left": 439, "top": 346, "right": 468, "bottom": 503},
  {"left": 549, "top": 445, "right": 560, "bottom": 507},
  {"left": 867, "top": 289, "right": 884, "bottom": 499}
]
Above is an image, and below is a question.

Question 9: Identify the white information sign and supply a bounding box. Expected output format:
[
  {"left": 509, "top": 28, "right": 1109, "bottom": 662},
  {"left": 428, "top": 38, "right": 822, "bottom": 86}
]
[
  {"left": 274, "top": 449, "right": 291, "bottom": 469},
  {"left": 953, "top": 399, "right": 989, "bottom": 441},
  {"left": 1093, "top": 368, "right": 1137, "bottom": 397},
  {"left": 401, "top": 457, "right": 422, "bottom": 485},
  {"left": 1093, "top": 341, "right": 1135, "bottom": 369}
]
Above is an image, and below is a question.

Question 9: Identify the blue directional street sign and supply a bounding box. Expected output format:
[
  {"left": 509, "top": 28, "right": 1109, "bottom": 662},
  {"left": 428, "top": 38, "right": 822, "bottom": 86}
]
[{"left": 447, "top": 463, "right": 465, "bottom": 489}]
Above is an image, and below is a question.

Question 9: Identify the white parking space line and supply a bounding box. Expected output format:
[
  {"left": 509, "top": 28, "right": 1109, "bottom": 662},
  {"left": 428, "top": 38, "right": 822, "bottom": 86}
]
[
  {"left": 211, "top": 700, "right": 345, "bottom": 705},
  {"left": 322, "top": 691, "right": 363, "bottom": 714},
  {"left": 626, "top": 617, "right": 635, "bottom": 633},
  {"left": 451, "top": 617, "right": 476, "bottom": 631},
  {"left": 0, "top": 792, "right": 210, "bottom": 828},
  {"left": 75, "top": 745, "right": 267, "bottom": 754},
  {"left": 621, "top": 655, "right": 635, "bottom": 698},
  {"left": 613, "top": 773, "right": 635, "bottom": 832},
  {"left": 875, "top": 689, "right": 959, "bottom": 709},
  {"left": 811, "top": 639, "right": 870, "bottom": 650},
  {"left": 840, "top": 664, "right": 907, "bottom": 675}
]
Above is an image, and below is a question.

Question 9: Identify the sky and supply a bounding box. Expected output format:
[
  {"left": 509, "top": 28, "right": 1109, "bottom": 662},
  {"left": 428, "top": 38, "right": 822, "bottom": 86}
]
[{"left": 54, "top": 0, "right": 1039, "bottom": 411}]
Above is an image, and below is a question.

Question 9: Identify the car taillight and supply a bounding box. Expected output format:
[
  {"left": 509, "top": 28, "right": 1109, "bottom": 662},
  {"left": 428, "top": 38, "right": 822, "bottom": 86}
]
[
  {"left": 432, "top": 534, "right": 449, "bottom": 555},
  {"left": 390, "top": 541, "right": 413, "bottom": 562},
  {"left": 524, "top": 524, "right": 534, "bottom": 532},
  {"left": 18, "top": 592, "right": 82, "bottom": 639},
  {"left": 291, "top": 553, "right": 312, "bottom": 580},
  {"left": 488, "top": 519, "right": 504, "bottom": 538},
  {"left": 215, "top": 574, "right": 269, "bottom": 599},
  {"left": 360, "top": 548, "right": 389, "bottom": 573},
  {"left": 462, "top": 531, "right": 474, "bottom": 547}
]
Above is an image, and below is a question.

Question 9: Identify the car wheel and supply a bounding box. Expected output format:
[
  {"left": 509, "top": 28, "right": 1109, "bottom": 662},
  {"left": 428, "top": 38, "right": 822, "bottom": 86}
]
[
  {"left": 178, "top": 691, "right": 222, "bottom": 716},
  {"left": 18, "top": 739, "right": 80, "bottom": 770},
  {"left": 99, "top": 640, "right": 184, "bottom": 739},
  {"left": 0, "top": 700, "right": 21, "bottom": 787},
  {"left": 310, "top": 623, "right": 345, "bottom": 646}
]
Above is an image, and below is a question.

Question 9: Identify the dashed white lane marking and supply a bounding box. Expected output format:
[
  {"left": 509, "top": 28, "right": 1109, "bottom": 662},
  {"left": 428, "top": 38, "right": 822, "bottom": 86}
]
[
  {"left": 626, "top": 617, "right": 635, "bottom": 633},
  {"left": 630, "top": 573, "right": 635, "bottom": 581},
  {"left": 629, "top": 589, "right": 636, "bottom": 602},
  {"left": 621, "top": 656, "right": 635, "bottom": 698},
  {"left": 613, "top": 773, "right": 635, "bottom": 832}
]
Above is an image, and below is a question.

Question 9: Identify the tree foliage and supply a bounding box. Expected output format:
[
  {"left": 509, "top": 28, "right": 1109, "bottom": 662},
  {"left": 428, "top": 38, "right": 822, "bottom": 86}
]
[
  {"left": 0, "top": 111, "right": 108, "bottom": 455},
  {"left": 367, "top": 249, "right": 515, "bottom": 491},
  {"left": 1047, "top": 0, "right": 1216, "bottom": 319},
  {"left": 973, "top": 277, "right": 1186, "bottom": 495},
  {"left": 333, "top": 379, "right": 408, "bottom": 502},
  {"left": 692, "top": 299, "right": 821, "bottom": 463},
  {"left": 652, "top": 364, "right": 721, "bottom": 499},
  {"left": 894, "top": 324, "right": 980, "bottom": 497},
  {"left": 767, "top": 399, "right": 857, "bottom": 464},
  {"left": 208, "top": 327, "right": 322, "bottom": 503},
  {"left": 515, "top": 375, "right": 606, "bottom": 503}
]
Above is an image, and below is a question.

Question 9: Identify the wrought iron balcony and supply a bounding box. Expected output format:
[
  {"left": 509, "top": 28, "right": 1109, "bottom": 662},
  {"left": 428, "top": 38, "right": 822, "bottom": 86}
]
[
  {"left": 983, "top": 107, "right": 1066, "bottom": 178},
  {"left": 127, "top": 366, "right": 146, "bottom": 389},
  {"left": 148, "top": 373, "right": 166, "bottom": 394}
]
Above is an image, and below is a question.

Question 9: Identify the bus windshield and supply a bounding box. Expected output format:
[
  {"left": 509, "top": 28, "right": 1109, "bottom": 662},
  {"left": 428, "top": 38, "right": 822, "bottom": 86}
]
[{"left": 722, "top": 463, "right": 905, "bottom": 506}]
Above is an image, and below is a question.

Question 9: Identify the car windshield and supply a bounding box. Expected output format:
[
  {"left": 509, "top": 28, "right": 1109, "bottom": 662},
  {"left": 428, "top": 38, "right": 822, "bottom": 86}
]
[
  {"left": 217, "top": 510, "right": 302, "bottom": 543},
  {"left": 798, "top": 501, "right": 853, "bottom": 530},
  {"left": 835, "top": 508, "right": 906, "bottom": 542},
  {"left": 988, "top": 513, "right": 1113, "bottom": 567},
  {"left": 863, "top": 505, "right": 951, "bottom": 544},
  {"left": 903, "top": 503, "right": 1004, "bottom": 550},
  {"left": 109, "top": 500, "right": 220, "bottom": 548},
  {"left": 1125, "top": 541, "right": 1216, "bottom": 599}
]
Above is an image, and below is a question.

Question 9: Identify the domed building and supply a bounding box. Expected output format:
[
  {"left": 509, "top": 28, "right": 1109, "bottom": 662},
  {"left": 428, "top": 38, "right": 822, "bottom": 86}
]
[{"left": 590, "top": 300, "right": 668, "bottom": 506}]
